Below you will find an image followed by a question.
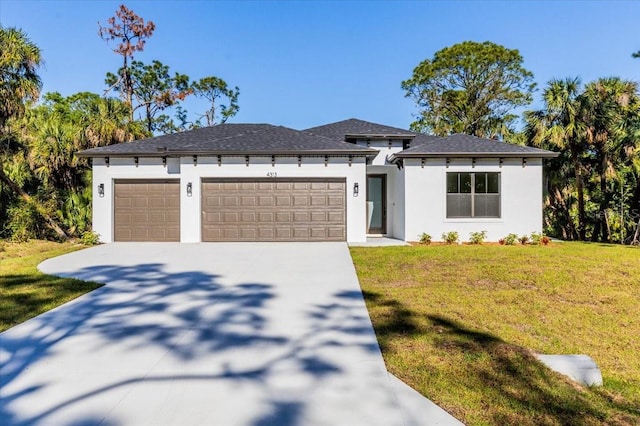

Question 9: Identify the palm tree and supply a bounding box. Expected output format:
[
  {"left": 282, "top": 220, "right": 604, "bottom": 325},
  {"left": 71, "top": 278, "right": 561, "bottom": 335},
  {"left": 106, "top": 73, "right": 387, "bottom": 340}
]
[
  {"left": 580, "top": 77, "right": 640, "bottom": 242},
  {"left": 526, "top": 77, "right": 587, "bottom": 240},
  {"left": 0, "top": 26, "right": 42, "bottom": 128},
  {"left": 0, "top": 27, "right": 68, "bottom": 239}
]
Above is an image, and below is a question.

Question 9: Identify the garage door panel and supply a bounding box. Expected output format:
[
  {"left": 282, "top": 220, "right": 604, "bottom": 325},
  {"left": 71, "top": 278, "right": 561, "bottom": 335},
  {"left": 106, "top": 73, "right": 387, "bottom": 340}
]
[
  {"left": 223, "top": 228, "right": 240, "bottom": 239},
  {"left": 240, "top": 228, "right": 257, "bottom": 239},
  {"left": 328, "top": 211, "right": 345, "bottom": 222},
  {"left": 241, "top": 196, "right": 256, "bottom": 207},
  {"left": 310, "top": 196, "right": 326, "bottom": 206},
  {"left": 114, "top": 180, "right": 180, "bottom": 242},
  {"left": 276, "top": 182, "right": 293, "bottom": 190},
  {"left": 276, "top": 196, "right": 291, "bottom": 206},
  {"left": 223, "top": 196, "right": 239, "bottom": 207},
  {"left": 293, "top": 212, "right": 309, "bottom": 222},
  {"left": 224, "top": 212, "right": 239, "bottom": 223},
  {"left": 310, "top": 182, "right": 328, "bottom": 190},
  {"left": 293, "top": 196, "right": 308, "bottom": 206},
  {"left": 258, "top": 212, "right": 274, "bottom": 222},
  {"left": 258, "top": 197, "right": 273, "bottom": 206},
  {"left": 275, "top": 228, "right": 291, "bottom": 239},
  {"left": 276, "top": 212, "right": 291, "bottom": 222},
  {"left": 133, "top": 198, "right": 148, "bottom": 208},
  {"left": 241, "top": 212, "right": 256, "bottom": 222},
  {"left": 310, "top": 228, "right": 327, "bottom": 238},
  {"left": 293, "top": 228, "right": 309, "bottom": 238},
  {"left": 202, "top": 179, "right": 345, "bottom": 242},
  {"left": 258, "top": 228, "right": 274, "bottom": 239},
  {"left": 328, "top": 228, "right": 345, "bottom": 238}
]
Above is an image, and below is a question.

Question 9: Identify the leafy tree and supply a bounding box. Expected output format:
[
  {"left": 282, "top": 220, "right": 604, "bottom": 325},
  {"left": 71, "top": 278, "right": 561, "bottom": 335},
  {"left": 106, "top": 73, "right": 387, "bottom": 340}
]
[
  {"left": 0, "top": 26, "right": 69, "bottom": 239},
  {"left": 0, "top": 26, "right": 42, "bottom": 128},
  {"left": 526, "top": 78, "right": 588, "bottom": 239},
  {"left": 99, "top": 4, "right": 156, "bottom": 120},
  {"left": 526, "top": 77, "right": 640, "bottom": 243},
  {"left": 106, "top": 60, "right": 192, "bottom": 132},
  {"left": 580, "top": 77, "right": 640, "bottom": 242},
  {"left": 402, "top": 41, "right": 535, "bottom": 139},
  {"left": 191, "top": 76, "right": 240, "bottom": 126}
]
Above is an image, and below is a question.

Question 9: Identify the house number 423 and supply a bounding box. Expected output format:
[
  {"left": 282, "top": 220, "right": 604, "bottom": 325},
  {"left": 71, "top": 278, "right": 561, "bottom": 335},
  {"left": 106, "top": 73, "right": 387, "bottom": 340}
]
[{"left": 266, "top": 172, "right": 277, "bottom": 178}]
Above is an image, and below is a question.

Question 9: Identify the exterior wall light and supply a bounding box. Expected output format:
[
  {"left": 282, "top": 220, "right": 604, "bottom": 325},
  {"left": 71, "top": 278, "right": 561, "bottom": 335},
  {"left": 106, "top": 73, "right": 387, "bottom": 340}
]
[
  {"left": 353, "top": 182, "right": 359, "bottom": 197},
  {"left": 186, "top": 182, "right": 193, "bottom": 197},
  {"left": 98, "top": 183, "right": 105, "bottom": 198}
]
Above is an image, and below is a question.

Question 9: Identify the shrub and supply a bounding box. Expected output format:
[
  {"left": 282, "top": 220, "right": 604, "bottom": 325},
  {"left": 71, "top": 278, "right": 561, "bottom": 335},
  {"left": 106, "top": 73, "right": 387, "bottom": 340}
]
[
  {"left": 503, "top": 233, "right": 518, "bottom": 245},
  {"left": 529, "top": 232, "right": 542, "bottom": 245},
  {"left": 7, "top": 202, "right": 40, "bottom": 242},
  {"left": 530, "top": 232, "right": 551, "bottom": 246},
  {"left": 498, "top": 238, "right": 505, "bottom": 245},
  {"left": 469, "top": 231, "right": 487, "bottom": 245},
  {"left": 519, "top": 235, "right": 530, "bottom": 245},
  {"left": 442, "top": 231, "right": 459, "bottom": 244},
  {"left": 81, "top": 231, "right": 101, "bottom": 246},
  {"left": 418, "top": 233, "right": 432, "bottom": 245}
]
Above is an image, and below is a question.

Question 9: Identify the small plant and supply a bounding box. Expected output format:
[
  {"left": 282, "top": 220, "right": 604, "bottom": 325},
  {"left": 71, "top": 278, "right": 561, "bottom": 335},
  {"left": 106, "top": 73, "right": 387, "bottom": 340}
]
[
  {"left": 469, "top": 231, "right": 487, "bottom": 245},
  {"left": 442, "top": 231, "right": 459, "bottom": 244},
  {"left": 519, "top": 235, "right": 530, "bottom": 245},
  {"left": 529, "top": 232, "right": 542, "bottom": 245},
  {"left": 498, "top": 238, "right": 505, "bottom": 245},
  {"left": 503, "top": 233, "right": 518, "bottom": 245},
  {"left": 418, "top": 233, "right": 432, "bottom": 245},
  {"left": 81, "top": 231, "right": 101, "bottom": 246},
  {"left": 530, "top": 232, "right": 551, "bottom": 246}
]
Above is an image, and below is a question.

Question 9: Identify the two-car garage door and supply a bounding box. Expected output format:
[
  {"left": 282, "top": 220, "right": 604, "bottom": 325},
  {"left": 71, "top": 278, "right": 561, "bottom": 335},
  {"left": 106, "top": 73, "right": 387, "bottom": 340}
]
[
  {"left": 113, "top": 178, "right": 346, "bottom": 242},
  {"left": 201, "top": 179, "right": 346, "bottom": 241}
]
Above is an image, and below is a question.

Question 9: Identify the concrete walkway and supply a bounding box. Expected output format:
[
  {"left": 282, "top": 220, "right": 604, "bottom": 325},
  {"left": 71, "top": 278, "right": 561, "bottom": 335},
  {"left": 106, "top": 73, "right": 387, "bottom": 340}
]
[{"left": 0, "top": 243, "right": 461, "bottom": 426}]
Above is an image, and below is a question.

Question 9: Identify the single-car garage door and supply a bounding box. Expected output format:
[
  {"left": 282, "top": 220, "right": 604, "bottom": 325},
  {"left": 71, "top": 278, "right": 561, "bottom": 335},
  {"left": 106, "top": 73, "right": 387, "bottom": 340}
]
[
  {"left": 114, "top": 179, "right": 180, "bottom": 242},
  {"left": 202, "top": 178, "right": 346, "bottom": 241}
]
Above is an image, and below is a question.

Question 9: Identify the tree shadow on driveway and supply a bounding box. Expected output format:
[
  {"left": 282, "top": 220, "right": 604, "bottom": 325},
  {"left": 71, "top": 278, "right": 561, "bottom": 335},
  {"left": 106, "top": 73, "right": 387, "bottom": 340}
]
[{"left": 1, "top": 262, "right": 392, "bottom": 425}]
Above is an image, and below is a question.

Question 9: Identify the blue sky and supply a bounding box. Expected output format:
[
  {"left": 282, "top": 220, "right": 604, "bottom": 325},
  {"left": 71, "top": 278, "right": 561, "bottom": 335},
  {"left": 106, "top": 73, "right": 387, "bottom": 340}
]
[{"left": 2, "top": 0, "right": 639, "bottom": 130}]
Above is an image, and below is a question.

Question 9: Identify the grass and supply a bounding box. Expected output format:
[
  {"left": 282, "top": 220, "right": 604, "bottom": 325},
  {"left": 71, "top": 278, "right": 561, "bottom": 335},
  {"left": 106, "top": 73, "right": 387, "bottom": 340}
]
[
  {"left": 351, "top": 242, "right": 640, "bottom": 425},
  {"left": 0, "top": 240, "right": 102, "bottom": 332}
]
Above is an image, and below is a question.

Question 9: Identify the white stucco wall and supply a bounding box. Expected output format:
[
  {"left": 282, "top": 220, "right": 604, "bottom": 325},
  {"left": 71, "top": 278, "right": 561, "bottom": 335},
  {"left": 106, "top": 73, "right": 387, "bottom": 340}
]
[
  {"left": 355, "top": 140, "right": 406, "bottom": 166},
  {"left": 403, "top": 157, "right": 544, "bottom": 242},
  {"left": 91, "top": 156, "right": 368, "bottom": 243}
]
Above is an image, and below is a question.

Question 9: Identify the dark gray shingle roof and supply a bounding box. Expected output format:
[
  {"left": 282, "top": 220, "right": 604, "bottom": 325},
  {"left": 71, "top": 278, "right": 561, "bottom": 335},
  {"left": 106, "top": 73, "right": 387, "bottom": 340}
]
[
  {"left": 395, "top": 133, "right": 558, "bottom": 158},
  {"left": 77, "top": 124, "right": 377, "bottom": 157},
  {"left": 305, "top": 118, "right": 416, "bottom": 140}
]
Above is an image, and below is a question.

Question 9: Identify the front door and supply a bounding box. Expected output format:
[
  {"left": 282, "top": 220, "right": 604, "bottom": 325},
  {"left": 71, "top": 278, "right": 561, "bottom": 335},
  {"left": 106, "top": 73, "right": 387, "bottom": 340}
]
[{"left": 366, "top": 175, "right": 386, "bottom": 234}]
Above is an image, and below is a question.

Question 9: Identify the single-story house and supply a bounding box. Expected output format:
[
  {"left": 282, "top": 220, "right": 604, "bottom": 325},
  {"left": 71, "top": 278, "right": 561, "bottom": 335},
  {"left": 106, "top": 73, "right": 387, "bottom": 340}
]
[{"left": 76, "top": 118, "right": 558, "bottom": 243}]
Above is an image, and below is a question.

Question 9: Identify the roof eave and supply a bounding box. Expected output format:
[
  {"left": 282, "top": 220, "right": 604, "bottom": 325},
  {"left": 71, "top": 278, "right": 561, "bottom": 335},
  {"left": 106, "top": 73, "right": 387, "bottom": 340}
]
[
  {"left": 395, "top": 152, "right": 559, "bottom": 159},
  {"left": 344, "top": 133, "right": 415, "bottom": 140},
  {"left": 76, "top": 149, "right": 379, "bottom": 158}
]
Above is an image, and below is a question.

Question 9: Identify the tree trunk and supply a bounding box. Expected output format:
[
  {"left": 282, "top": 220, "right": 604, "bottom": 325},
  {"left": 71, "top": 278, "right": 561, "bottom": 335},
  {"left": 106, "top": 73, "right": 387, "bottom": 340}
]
[
  {"left": 553, "top": 187, "right": 577, "bottom": 240},
  {"left": 123, "top": 56, "right": 134, "bottom": 122},
  {"left": 573, "top": 156, "right": 586, "bottom": 240},
  {"left": 632, "top": 216, "right": 640, "bottom": 245},
  {"left": 593, "top": 153, "right": 611, "bottom": 242},
  {"left": 0, "top": 163, "right": 69, "bottom": 240}
]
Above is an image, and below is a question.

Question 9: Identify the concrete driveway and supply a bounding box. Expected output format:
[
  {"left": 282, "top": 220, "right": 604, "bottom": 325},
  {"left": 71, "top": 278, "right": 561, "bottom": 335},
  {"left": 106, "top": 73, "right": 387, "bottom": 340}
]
[{"left": 0, "top": 243, "right": 461, "bottom": 426}]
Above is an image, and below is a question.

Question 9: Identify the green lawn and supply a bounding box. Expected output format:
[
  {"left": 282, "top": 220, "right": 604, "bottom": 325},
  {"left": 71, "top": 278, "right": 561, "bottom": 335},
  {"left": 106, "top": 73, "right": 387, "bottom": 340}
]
[
  {"left": 351, "top": 242, "right": 640, "bottom": 426},
  {"left": 0, "top": 240, "right": 102, "bottom": 332}
]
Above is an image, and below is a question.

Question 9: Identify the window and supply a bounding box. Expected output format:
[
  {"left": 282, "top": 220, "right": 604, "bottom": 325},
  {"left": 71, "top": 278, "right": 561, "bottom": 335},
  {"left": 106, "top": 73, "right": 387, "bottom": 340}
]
[{"left": 446, "top": 172, "right": 500, "bottom": 218}]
